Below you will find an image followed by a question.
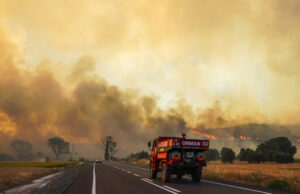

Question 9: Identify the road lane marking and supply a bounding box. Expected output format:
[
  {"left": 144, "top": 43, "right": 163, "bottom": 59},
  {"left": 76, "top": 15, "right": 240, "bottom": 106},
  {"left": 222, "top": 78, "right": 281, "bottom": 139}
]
[
  {"left": 133, "top": 174, "right": 140, "bottom": 177},
  {"left": 141, "top": 178, "right": 179, "bottom": 194},
  {"left": 127, "top": 171, "right": 131, "bottom": 174},
  {"left": 200, "top": 179, "right": 272, "bottom": 194},
  {"left": 92, "top": 163, "right": 96, "bottom": 194},
  {"left": 163, "top": 185, "right": 181, "bottom": 193},
  {"left": 143, "top": 178, "right": 153, "bottom": 182}
]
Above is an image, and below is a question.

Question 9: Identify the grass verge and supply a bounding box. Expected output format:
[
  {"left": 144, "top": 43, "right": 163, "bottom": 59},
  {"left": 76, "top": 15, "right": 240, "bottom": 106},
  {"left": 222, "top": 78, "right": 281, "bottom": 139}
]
[{"left": 0, "top": 161, "right": 80, "bottom": 168}]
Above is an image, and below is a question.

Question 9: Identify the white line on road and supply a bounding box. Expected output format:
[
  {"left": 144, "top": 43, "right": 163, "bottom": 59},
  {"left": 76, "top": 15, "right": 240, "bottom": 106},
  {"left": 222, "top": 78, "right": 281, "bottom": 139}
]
[
  {"left": 141, "top": 178, "right": 179, "bottom": 194},
  {"left": 133, "top": 174, "right": 140, "bottom": 177},
  {"left": 92, "top": 163, "right": 96, "bottom": 194},
  {"left": 127, "top": 171, "right": 131, "bottom": 174},
  {"left": 200, "top": 179, "right": 272, "bottom": 194},
  {"left": 163, "top": 185, "right": 181, "bottom": 193},
  {"left": 143, "top": 178, "right": 153, "bottom": 182}
]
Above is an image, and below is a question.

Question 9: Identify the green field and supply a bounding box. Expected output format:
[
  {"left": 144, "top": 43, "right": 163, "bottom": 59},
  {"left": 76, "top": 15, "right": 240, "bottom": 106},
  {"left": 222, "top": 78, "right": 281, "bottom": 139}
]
[{"left": 0, "top": 161, "right": 80, "bottom": 168}]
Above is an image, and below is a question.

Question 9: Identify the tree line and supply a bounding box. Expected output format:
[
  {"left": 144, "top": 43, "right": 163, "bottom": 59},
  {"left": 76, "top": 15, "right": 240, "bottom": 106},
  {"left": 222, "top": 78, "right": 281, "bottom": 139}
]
[
  {"left": 0, "top": 137, "right": 70, "bottom": 161},
  {"left": 0, "top": 135, "right": 118, "bottom": 161},
  {"left": 203, "top": 137, "right": 297, "bottom": 163}
]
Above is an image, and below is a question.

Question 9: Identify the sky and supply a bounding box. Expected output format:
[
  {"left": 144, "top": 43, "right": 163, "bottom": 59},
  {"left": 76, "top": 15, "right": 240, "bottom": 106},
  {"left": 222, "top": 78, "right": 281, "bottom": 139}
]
[{"left": 0, "top": 0, "right": 299, "bottom": 157}]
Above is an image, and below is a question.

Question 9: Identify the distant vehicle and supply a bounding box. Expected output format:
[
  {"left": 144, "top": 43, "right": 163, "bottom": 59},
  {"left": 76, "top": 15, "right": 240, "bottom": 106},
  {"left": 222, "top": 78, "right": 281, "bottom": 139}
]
[
  {"left": 67, "top": 158, "right": 75, "bottom": 161},
  {"left": 148, "top": 133, "right": 209, "bottom": 183},
  {"left": 95, "top": 159, "right": 102, "bottom": 164},
  {"left": 78, "top": 157, "right": 87, "bottom": 162}
]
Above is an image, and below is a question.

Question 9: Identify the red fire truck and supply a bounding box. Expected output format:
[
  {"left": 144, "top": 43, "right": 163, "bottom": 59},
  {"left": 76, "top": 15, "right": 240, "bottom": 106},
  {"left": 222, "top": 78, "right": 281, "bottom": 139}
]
[{"left": 148, "top": 134, "right": 209, "bottom": 183}]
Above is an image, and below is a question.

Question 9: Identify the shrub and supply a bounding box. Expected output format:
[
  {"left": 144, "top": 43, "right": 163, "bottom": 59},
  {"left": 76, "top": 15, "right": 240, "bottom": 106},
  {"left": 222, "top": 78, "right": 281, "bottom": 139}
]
[{"left": 267, "top": 179, "right": 290, "bottom": 191}]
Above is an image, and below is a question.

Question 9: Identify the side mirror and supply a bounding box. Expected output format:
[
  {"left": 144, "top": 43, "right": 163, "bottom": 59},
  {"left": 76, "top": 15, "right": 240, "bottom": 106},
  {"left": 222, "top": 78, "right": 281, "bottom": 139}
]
[{"left": 148, "top": 141, "right": 151, "bottom": 148}]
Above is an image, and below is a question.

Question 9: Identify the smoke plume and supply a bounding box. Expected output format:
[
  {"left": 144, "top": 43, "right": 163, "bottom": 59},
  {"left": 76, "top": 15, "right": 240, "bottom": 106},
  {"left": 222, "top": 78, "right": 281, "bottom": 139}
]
[{"left": 0, "top": 0, "right": 299, "bottom": 157}]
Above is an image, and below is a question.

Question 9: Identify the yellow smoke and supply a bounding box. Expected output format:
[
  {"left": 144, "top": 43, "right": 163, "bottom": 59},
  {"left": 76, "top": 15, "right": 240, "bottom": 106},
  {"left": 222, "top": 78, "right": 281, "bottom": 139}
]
[{"left": 0, "top": 0, "right": 299, "bottom": 156}]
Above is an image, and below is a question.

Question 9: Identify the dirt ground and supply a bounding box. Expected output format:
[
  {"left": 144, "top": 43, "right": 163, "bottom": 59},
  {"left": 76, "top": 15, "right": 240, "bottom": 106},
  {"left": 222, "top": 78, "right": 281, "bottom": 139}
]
[{"left": 0, "top": 167, "right": 57, "bottom": 192}]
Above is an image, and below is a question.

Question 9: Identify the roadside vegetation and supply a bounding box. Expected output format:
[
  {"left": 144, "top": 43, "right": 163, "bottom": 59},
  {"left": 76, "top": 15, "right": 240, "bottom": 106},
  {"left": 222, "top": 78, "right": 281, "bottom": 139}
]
[
  {"left": 120, "top": 150, "right": 150, "bottom": 168},
  {"left": 0, "top": 167, "right": 58, "bottom": 192},
  {"left": 0, "top": 136, "right": 84, "bottom": 192},
  {"left": 0, "top": 161, "right": 82, "bottom": 192},
  {"left": 0, "top": 161, "right": 80, "bottom": 168},
  {"left": 0, "top": 136, "right": 72, "bottom": 162}
]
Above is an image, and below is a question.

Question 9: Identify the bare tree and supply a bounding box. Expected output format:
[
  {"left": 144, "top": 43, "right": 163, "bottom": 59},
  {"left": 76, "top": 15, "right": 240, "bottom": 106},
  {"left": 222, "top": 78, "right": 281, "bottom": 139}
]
[
  {"left": 10, "top": 139, "right": 33, "bottom": 161},
  {"left": 101, "top": 136, "right": 117, "bottom": 160},
  {"left": 48, "top": 137, "right": 70, "bottom": 160}
]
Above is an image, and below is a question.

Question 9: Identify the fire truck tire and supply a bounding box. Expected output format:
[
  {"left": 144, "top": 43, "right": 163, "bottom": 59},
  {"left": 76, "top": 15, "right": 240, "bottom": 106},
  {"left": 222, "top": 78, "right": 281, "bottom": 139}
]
[
  {"left": 191, "top": 169, "right": 202, "bottom": 182},
  {"left": 161, "top": 163, "right": 171, "bottom": 183},
  {"left": 150, "top": 166, "right": 157, "bottom": 179}
]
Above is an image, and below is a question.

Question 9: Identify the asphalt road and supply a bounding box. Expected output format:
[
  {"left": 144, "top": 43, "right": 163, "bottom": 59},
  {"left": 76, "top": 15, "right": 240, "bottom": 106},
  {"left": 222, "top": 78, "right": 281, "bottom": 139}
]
[{"left": 65, "top": 161, "right": 290, "bottom": 194}]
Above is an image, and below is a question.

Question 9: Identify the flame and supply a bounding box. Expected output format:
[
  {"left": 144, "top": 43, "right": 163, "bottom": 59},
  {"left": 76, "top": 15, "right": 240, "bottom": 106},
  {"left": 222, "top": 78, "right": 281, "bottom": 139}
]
[
  {"left": 189, "top": 129, "right": 217, "bottom": 140},
  {"left": 204, "top": 134, "right": 217, "bottom": 140},
  {"left": 190, "top": 129, "right": 266, "bottom": 142},
  {"left": 190, "top": 129, "right": 201, "bottom": 134}
]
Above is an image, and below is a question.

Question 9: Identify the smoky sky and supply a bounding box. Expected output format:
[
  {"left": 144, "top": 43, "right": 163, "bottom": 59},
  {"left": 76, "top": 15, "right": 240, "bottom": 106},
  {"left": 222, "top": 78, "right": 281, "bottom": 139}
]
[{"left": 0, "top": 0, "right": 300, "bottom": 157}]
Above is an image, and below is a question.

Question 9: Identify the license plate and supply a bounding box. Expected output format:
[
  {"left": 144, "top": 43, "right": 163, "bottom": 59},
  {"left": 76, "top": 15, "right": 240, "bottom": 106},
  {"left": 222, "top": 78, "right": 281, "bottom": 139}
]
[{"left": 186, "top": 152, "right": 194, "bottom": 158}]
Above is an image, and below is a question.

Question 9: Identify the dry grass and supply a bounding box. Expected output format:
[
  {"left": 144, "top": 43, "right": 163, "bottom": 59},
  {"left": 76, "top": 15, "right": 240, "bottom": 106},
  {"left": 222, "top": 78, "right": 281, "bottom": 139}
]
[
  {"left": 0, "top": 161, "right": 80, "bottom": 168},
  {"left": 0, "top": 161, "right": 82, "bottom": 192},
  {"left": 203, "top": 161, "right": 300, "bottom": 192},
  {"left": 0, "top": 167, "right": 57, "bottom": 191}
]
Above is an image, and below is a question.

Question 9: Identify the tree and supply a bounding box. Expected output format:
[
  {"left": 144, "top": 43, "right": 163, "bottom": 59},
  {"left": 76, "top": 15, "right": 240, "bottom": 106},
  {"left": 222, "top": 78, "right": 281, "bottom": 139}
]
[
  {"left": 256, "top": 137, "right": 297, "bottom": 163},
  {"left": 244, "top": 148, "right": 256, "bottom": 163},
  {"left": 203, "top": 149, "right": 220, "bottom": 161},
  {"left": 105, "top": 140, "right": 109, "bottom": 160},
  {"left": 238, "top": 148, "right": 257, "bottom": 163},
  {"left": 48, "top": 137, "right": 70, "bottom": 160},
  {"left": 102, "top": 136, "right": 117, "bottom": 160},
  {"left": 237, "top": 148, "right": 247, "bottom": 161},
  {"left": 10, "top": 139, "right": 34, "bottom": 161},
  {"left": 220, "top": 147, "right": 235, "bottom": 163}
]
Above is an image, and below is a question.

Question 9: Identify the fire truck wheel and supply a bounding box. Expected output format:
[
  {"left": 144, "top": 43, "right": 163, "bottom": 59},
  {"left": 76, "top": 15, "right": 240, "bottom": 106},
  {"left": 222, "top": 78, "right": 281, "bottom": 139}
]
[
  {"left": 191, "top": 169, "right": 202, "bottom": 182},
  {"left": 161, "top": 163, "right": 171, "bottom": 183},
  {"left": 150, "top": 166, "right": 157, "bottom": 178}
]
